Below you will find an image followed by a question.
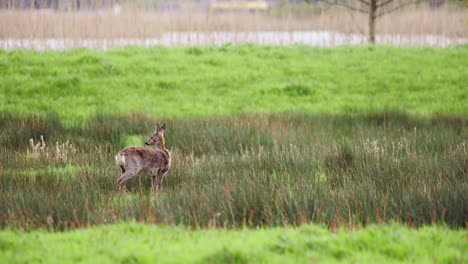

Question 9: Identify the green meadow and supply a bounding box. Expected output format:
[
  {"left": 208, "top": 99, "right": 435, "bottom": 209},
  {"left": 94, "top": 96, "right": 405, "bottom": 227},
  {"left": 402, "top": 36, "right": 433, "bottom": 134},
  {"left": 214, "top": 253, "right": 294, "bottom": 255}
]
[
  {"left": 1, "top": 223, "right": 466, "bottom": 263},
  {"left": 1, "top": 45, "right": 467, "bottom": 121},
  {"left": 0, "top": 45, "right": 467, "bottom": 263}
]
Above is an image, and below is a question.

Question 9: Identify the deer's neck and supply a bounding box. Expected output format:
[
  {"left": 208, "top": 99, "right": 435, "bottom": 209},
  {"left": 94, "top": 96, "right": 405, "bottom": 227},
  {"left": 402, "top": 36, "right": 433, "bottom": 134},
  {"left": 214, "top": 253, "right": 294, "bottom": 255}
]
[{"left": 156, "top": 136, "right": 166, "bottom": 150}]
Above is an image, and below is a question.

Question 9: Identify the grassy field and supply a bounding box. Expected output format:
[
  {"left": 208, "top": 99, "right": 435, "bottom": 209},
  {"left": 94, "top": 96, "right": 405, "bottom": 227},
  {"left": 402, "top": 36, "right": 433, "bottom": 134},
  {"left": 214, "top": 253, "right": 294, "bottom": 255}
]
[
  {"left": 1, "top": 45, "right": 467, "bottom": 122},
  {"left": 0, "top": 45, "right": 467, "bottom": 262},
  {"left": 1, "top": 223, "right": 466, "bottom": 263}
]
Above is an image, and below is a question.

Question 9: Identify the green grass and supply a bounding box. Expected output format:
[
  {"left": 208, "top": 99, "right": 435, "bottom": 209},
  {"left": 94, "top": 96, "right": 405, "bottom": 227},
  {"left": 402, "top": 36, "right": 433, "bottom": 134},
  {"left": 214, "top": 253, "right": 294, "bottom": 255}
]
[
  {"left": 1, "top": 45, "right": 467, "bottom": 122},
  {"left": 1, "top": 222, "right": 466, "bottom": 263}
]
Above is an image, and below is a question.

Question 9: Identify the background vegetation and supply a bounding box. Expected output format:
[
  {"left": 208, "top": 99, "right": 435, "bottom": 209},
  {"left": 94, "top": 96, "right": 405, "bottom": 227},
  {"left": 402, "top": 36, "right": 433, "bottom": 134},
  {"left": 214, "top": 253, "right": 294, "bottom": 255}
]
[{"left": 1, "top": 1, "right": 466, "bottom": 44}]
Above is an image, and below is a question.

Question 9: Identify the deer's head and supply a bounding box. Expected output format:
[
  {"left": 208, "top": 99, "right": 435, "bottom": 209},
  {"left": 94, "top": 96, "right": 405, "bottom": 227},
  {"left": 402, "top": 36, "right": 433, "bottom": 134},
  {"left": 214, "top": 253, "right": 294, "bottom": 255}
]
[{"left": 145, "top": 123, "right": 166, "bottom": 148}]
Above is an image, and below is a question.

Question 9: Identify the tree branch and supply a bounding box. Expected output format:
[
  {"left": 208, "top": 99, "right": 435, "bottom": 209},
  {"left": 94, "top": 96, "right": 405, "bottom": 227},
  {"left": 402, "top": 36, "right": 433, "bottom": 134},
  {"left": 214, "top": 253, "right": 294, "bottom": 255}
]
[
  {"left": 376, "top": 0, "right": 422, "bottom": 17},
  {"left": 376, "top": 0, "right": 394, "bottom": 8},
  {"left": 357, "top": 0, "right": 371, "bottom": 6},
  {"left": 319, "top": 0, "right": 369, "bottom": 14}
]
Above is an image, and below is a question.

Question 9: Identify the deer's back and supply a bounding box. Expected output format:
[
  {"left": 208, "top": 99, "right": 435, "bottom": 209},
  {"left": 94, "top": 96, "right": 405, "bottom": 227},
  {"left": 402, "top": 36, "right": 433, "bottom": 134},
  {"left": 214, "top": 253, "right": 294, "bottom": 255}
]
[{"left": 117, "top": 147, "right": 171, "bottom": 172}]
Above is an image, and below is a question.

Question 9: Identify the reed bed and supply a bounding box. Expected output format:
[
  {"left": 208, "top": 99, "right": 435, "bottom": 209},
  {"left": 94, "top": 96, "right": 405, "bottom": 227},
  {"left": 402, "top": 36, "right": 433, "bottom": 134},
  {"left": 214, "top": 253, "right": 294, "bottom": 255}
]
[
  {"left": 0, "top": 7, "right": 466, "bottom": 47},
  {"left": 0, "top": 112, "right": 466, "bottom": 230}
]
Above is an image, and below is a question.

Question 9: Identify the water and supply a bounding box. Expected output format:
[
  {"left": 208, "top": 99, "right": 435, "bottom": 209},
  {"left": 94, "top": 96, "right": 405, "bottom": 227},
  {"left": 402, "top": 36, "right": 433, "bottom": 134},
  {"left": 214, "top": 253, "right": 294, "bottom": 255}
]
[{"left": 1, "top": 31, "right": 466, "bottom": 50}]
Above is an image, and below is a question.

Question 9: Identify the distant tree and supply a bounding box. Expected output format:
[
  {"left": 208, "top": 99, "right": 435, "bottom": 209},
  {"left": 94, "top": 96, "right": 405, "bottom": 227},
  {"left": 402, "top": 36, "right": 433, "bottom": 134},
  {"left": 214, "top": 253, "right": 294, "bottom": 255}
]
[{"left": 307, "top": 0, "right": 428, "bottom": 44}]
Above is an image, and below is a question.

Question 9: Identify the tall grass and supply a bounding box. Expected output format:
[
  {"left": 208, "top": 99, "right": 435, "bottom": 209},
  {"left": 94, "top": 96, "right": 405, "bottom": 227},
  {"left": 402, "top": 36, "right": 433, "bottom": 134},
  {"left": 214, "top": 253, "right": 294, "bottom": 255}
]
[{"left": 0, "top": 112, "right": 466, "bottom": 230}]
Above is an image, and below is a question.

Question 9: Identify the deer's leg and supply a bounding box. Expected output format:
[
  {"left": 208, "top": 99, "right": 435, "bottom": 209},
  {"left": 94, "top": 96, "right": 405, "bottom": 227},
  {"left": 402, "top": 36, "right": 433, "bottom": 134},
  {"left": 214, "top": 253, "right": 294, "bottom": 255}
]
[
  {"left": 155, "top": 168, "right": 169, "bottom": 190},
  {"left": 151, "top": 176, "right": 158, "bottom": 191},
  {"left": 116, "top": 170, "right": 139, "bottom": 189}
]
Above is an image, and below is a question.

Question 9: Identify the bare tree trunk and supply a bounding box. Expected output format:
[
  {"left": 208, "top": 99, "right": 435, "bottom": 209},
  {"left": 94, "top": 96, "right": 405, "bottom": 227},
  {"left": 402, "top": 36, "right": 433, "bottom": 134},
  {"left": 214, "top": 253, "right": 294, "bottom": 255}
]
[
  {"left": 369, "top": 0, "right": 377, "bottom": 44},
  {"left": 315, "top": 0, "right": 424, "bottom": 44}
]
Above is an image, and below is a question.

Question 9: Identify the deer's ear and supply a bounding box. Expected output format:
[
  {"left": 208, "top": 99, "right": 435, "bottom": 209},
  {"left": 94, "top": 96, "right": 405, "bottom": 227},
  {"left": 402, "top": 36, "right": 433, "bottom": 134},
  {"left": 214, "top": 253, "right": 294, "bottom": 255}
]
[
  {"left": 160, "top": 123, "right": 166, "bottom": 131},
  {"left": 155, "top": 123, "right": 160, "bottom": 132}
]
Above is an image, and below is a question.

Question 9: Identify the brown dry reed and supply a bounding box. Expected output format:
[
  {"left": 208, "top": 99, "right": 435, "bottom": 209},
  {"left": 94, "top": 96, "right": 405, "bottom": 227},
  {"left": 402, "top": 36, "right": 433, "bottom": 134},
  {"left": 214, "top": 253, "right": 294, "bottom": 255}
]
[{"left": 0, "top": 5, "right": 466, "bottom": 41}]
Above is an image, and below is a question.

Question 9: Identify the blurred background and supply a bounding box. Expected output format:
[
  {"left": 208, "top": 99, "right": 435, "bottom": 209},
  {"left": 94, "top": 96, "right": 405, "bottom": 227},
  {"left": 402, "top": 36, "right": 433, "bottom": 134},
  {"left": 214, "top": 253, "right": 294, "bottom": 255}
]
[{"left": 0, "top": 0, "right": 467, "bottom": 49}]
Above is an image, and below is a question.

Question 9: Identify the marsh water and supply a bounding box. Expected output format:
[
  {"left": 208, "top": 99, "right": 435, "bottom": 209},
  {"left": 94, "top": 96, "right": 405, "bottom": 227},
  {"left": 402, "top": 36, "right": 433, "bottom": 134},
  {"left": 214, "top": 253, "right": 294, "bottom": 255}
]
[{"left": 1, "top": 31, "right": 466, "bottom": 50}]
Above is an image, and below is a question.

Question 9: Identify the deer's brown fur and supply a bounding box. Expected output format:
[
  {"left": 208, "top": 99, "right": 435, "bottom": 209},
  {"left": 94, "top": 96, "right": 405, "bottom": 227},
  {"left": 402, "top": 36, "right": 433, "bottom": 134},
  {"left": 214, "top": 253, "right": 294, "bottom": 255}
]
[{"left": 115, "top": 123, "right": 171, "bottom": 191}]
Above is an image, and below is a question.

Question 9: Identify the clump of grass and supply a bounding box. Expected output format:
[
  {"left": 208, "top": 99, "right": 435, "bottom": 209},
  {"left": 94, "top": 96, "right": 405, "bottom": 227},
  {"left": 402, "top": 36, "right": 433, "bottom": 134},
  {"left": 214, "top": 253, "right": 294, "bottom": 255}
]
[
  {"left": 0, "top": 112, "right": 466, "bottom": 230},
  {"left": 27, "top": 135, "right": 77, "bottom": 161},
  {"left": 28, "top": 135, "right": 47, "bottom": 159}
]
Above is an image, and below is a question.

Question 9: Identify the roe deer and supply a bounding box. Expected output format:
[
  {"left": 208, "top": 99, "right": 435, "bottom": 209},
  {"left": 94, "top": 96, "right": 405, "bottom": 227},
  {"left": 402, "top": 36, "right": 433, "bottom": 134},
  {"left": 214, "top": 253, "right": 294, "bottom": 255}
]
[{"left": 115, "top": 123, "right": 171, "bottom": 191}]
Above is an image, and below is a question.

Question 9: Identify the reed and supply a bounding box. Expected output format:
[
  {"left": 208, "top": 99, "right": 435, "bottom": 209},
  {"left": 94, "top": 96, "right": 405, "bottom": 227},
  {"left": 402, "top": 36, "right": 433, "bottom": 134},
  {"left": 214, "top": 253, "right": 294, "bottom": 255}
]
[{"left": 0, "top": 7, "right": 466, "bottom": 42}]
